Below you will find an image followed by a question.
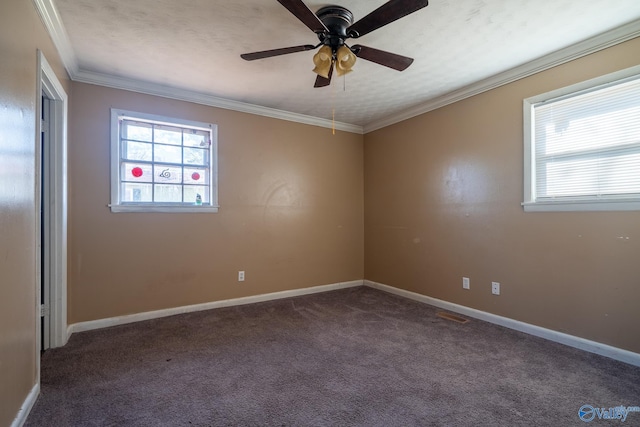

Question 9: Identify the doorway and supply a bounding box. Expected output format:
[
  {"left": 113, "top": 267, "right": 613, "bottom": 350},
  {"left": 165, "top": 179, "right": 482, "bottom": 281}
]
[
  {"left": 40, "top": 93, "right": 52, "bottom": 350},
  {"left": 36, "top": 50, "right": 68, "bottom": 357}
]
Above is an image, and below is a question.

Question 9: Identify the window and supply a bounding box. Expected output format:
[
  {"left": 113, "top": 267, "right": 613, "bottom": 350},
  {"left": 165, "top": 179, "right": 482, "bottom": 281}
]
[
  {"left": 110, "top": 109, "right": 218, "bottom": 212},
  {"left": 523, "top": 66, "right": 640, "bottom": 212}
]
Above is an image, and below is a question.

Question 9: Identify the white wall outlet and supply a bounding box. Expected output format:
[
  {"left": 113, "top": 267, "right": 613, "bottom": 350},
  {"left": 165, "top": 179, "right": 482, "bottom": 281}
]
[
  {"left": 462, "top": 277, "right": 470, "bottom": 290},
  {"left": 492, "top": 282, "right": 500, "bottom": 295},
  {"left": 238, "top": 271, "right": 245, "bottom": 282}
]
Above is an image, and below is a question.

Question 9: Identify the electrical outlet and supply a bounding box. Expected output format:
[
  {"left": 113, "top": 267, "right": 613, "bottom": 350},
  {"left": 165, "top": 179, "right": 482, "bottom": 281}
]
[
  {"left": 462, "top": 277, "right": 470, "bottom": 290},
  {"left": 492, "top": 282, "right": 500, "bottom": 295},
  {"left": 238, "top": 271, "right": 245, "bottom": 282}
]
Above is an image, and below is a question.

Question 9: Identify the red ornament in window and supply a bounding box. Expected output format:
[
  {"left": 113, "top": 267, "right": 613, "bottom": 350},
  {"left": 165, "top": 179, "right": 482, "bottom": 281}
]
[
  {"left": 132, "top": 167, "right": 143, "bottom": 178},
  {"left": 191, "top": 172, "right": 201, "bottom": 181}
]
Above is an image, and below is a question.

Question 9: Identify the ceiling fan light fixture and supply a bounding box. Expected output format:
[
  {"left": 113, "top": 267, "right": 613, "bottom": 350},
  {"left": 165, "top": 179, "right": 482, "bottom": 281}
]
[
  {"left": 335, "top": 45, "right": 356, "bottom": 76},
  {"left": 312, "top": 45, "right": 333, "bottom": 79},
  {"left": 241, "top": 0, "right": 428, "bottom": 87}
]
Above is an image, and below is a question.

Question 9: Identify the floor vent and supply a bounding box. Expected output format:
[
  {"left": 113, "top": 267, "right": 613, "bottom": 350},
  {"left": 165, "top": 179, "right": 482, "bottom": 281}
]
[{"left": 436, "top": 311, "right": 469, "bottom": 324}]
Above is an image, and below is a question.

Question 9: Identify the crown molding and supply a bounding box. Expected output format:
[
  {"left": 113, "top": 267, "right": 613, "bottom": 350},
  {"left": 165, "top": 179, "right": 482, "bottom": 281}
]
[
  {"left": 32, "top": 0, "right": 363, "bottom": 134},
  {"left": 32, "top": 0, "right": 78, "bottom": 77},
  {"left": 363, "top": 19, "right": 640, "bottom": 133},
  {"left": 34, "top": 0, "right": 638, "bottom": 135},
  {"left": 73, "top": 70, "right": 363, "bottom": 134}
]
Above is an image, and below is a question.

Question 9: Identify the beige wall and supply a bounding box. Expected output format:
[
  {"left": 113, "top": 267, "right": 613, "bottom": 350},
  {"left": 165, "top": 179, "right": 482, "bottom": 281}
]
[
  {"left": 364, "top": 37, "right": 640, "bottom": 353},
  {"left": 0, "top": 0, "right": 70, "bottom": 425},
  {"left": 68, "top": 83, "right": 364, "bottom": 323}
]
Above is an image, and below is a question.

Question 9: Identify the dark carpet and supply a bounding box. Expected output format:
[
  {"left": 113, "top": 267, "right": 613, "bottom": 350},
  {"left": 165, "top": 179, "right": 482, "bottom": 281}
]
[{"left": 26, "top": 286, "right": 640, "bottom": 426}]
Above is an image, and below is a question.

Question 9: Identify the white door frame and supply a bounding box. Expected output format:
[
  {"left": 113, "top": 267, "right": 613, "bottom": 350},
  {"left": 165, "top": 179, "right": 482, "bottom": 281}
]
[
  {"left": 36, "top": 50, "right": 68, "bottom": 355},
  {"left": 41, "top": 92, "right": 52, "bottom": 350}
]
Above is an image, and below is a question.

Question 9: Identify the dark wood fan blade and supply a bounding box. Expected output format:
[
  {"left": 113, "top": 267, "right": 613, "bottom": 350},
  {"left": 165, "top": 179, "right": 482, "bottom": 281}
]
[
  {"left": 351, "top": 45, "right": 414, "bottom": 71},
  {"left": 277, "top": 0, "right": 328, "bottom": 33},
  {"left": 314, "top": 65, "right": 333, "bottom": 88},
  {"left": 346, "top": 0, "right": 429, "bottom": 38},
  {"left": 241, "top": 45, "right": 316, "bottom": 61}
]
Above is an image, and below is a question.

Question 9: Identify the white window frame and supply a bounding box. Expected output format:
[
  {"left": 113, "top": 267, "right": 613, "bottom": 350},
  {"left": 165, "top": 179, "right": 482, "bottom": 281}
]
[
  {"left": 110, "top": 108, "right": 219, "bottom": 213},
  {"left": 523, "top": 65, "right": 640, "bottom": 212}
]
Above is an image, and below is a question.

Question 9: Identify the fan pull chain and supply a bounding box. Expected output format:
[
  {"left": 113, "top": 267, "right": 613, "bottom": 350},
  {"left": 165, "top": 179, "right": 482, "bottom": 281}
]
[
  {"left": 332, "top": 64, "right": 336, "bottom": 135},
  {"left": 332, "top": 108, "right": 335, "bottom": 135}
]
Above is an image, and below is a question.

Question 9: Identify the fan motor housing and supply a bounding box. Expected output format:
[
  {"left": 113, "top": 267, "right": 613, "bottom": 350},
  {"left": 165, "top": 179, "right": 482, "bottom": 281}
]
[{"left": 316, "top": 5, "right": 354, "bottom": 47}]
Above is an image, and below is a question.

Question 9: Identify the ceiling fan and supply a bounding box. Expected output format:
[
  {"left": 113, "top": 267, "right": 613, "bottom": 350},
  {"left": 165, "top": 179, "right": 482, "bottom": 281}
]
[{"left": 241, "top": 0, "right": 429, "bottom": 88}]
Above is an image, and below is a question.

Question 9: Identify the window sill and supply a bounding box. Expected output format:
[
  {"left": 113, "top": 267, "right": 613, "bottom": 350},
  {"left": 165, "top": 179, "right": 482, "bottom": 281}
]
[
  {"left": 109, "top": 204, "right": 219, "bottom": 213},
  {"left": 522, "top": 199, "right": 640, "bottom": 212}
]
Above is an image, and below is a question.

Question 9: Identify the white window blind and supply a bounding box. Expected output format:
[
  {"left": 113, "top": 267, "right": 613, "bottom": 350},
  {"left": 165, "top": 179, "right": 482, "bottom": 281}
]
[{"left": 524, "top": 68, "right": 640, "bottom": 211}]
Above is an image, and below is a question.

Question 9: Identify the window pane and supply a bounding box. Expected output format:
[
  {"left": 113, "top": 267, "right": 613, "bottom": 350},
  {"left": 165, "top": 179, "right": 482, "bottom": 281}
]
[
  {"left": 542, "top": 153, "right": 640, "bottom": 197},
  {"left": 123, "top": 140, "right": 152, "bottom": 161},
  {"left": 183, "top": 130, "right": 209, "bottom": 147},
  {"left": 154, "top": 184, "right": 182, "bottom": 202},
  {"left": 538, "top": 105, "right": 640, "bottom": 156},
  {"left": 543, "top": 158, "right": 600, "bottom": 197},
  {"left": 154, "top": 124, "right": 182, "bottom": 146},
  {"left": 121, "top": 183, "right": 152, "bottom": 202},
  {"left": 153, "top": 165, "right": 183, "bottom": 184},
  {"left": 122, "top": 162, "right": 153, "bottom": 183},
  {"left": 123, "top": 121, "right": 152, "bottom": 142},
  {"left": 184, "top": 147, "right": 208, "bottom": 166},
  {"left": 184, "top": 185, "right": 209, "bottom": 204},
  {"left": 599, "top": 154, "right": 640, "bottom": 194},
  {"left": 154, "top": 144, "right": 182, "bottom": 164},
  {"left": 184, "top": 167, "right": 208, "bottom": 184}
]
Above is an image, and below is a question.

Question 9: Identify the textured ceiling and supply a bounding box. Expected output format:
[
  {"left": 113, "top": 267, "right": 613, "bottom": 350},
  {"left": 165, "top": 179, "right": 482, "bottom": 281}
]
[{"left": 53, "top": 0, "right": 640, "bottom": 128}]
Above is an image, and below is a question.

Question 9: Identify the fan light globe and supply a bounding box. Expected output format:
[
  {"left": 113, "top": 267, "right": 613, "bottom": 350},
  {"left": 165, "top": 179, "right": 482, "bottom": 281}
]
[
  {"left": 312, "top": 45, "right": 333, "bottom": 79},
  {"left": 335, "top": 46, "right": 356, "bottom": 76}
]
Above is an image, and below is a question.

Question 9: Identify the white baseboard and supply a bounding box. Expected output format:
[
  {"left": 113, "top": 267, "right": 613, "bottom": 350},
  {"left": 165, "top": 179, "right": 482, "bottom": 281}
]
[
  {"left": 68, "top": 280, "right": 364, "bottom": 335},
  {"left": 365, "top": 280, "right": 640, "bottom": 368},
  {"left": 66, "top": 278, "right": 640, "bottom": 368},
  {"left": 11, "top": 383, "right": 39, "bottom": 427}
]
